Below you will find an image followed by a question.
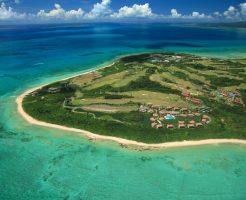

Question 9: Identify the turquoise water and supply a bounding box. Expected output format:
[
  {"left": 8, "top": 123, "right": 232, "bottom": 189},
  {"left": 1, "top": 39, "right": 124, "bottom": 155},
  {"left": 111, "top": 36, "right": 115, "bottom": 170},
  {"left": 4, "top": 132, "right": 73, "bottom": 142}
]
[{"left": 0, "top": 23, "right": 246, "bottom": 200}]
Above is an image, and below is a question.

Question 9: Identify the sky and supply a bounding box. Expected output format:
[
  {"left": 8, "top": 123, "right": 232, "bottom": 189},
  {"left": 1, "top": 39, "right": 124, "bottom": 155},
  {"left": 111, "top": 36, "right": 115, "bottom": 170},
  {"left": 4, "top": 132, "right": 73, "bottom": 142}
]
[{"left": 0, "top": 0, "right": 246, "bottom": 23}]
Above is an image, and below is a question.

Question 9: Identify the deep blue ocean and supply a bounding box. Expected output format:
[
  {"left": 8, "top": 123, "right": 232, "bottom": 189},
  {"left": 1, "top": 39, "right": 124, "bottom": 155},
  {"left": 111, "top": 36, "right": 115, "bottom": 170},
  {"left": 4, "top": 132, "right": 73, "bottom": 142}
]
[{"left": 0, "top": 23, "right": 246, "bottom": 200}]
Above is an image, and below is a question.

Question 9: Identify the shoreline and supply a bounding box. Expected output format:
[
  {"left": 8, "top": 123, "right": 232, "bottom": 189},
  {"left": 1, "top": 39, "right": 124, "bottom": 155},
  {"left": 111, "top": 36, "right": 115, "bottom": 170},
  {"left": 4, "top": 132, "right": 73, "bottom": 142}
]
[{"left": 16, "top": 62, "right": 246, "bottom": 150}]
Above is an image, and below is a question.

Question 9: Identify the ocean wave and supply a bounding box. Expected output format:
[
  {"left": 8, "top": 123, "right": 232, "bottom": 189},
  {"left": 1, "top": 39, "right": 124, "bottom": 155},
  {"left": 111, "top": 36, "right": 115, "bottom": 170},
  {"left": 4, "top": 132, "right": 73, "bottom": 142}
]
[{"left": 33, "top": 63, "right": 44, "bottom": 66}]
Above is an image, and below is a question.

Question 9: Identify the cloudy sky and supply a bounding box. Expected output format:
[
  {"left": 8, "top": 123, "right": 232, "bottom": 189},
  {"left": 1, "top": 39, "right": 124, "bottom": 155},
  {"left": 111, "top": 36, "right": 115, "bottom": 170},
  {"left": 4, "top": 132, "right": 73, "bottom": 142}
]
[{"left": 0, "top": 0, "right": 246, "bottom": 23}]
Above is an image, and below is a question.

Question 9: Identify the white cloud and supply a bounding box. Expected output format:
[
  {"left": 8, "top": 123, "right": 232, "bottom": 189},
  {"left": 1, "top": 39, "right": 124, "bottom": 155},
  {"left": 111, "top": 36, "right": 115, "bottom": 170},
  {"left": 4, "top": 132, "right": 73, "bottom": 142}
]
[
  {"left": 0, "top": 0, "right": 20, "bottom": 4},
  {"left": 0, "top": 2, "right": 25, "bottom": 20},
  {"left": 192, "top": 11, "right": 206, "bottom": 18},
  {"left": 223, "top": 6, "right": 240, "bottom": 19},
  {"left": 1, "top": 0, "right": 246, "bottom": 23},
  {"left": 167, "top": 9, "right": 211, "bottom": 20},
  {"left": 240, "top": 2, "right": 246, "bottom": 16},
  {"left": 170, "top": 9, "right": 181, "bottom": 18},
  {"left": 37, "top": 3, "right": 84, "bottom": 20},
  {"left": 213, "top": 11, "right": 222, "bottom": 17},
  {"left": 84, "top": 0, "right": 112, "bottom": 19},
  {"left": 176, "top": 11, "right": 212, "bottom": 20},
  {"left": 37, "top": 4, "right": 64, "bottom": 18},
  {"left": 65, "top": 8, "right": 84, "bottom": 18},
  {"left": 111, "top": 3, "right": 153, "bottom": 18}
]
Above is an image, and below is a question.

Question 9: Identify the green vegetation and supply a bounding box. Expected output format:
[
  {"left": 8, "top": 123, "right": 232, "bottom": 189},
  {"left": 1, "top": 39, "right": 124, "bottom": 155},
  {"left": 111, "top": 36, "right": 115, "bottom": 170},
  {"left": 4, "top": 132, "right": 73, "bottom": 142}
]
[
  {"left": 23, "top": 53, "right": 246, "bottom": 143},
  {"left": 104, "top": 94, "right": 132, "bottom": 99}
]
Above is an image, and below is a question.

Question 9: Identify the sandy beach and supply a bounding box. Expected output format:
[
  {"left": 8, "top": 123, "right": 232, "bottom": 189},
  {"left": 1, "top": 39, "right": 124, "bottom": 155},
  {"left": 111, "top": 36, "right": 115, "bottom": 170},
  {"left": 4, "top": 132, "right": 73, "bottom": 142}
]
[{"left": 16, "top": 64, "right": 246, "bottom": 150}]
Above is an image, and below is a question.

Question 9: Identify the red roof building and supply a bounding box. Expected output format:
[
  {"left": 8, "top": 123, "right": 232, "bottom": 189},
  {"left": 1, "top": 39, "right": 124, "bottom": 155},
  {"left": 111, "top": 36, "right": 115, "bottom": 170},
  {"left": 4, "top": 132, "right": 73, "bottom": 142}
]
[
  {"left": 179, "top": 124, "right": 186, "bottom": 128},
  {"left": 191, "top": 99, "right": 201, "bottom": 104},
  {"left": 173, "top": 107, "right": 179, "bottom": 111},
  {"left": 234, "top": 98, "right": 243, "bottom": 105},
  {"left": 181, "top": 92, "right": 190, "bottom": 97},
  {"left": 159, "top": 110, "right": 167, "bottom": 115},
  {"left": 156, "top": 124, "right": 163, "bottom": 129},
  {"left": 188, "top": 124, "right": 195, "bottom": 128},
  {"left": 189, "top": 120, "right": 195, "bottom": 124},
  {"left": 196, "top": 123, "right": 203, "bottom": 127},
  {"left": 181, "top": 107, "right": 188, "bottom": 111},
  {"left": 234, "top": 91, "right": 241, "bottom": 97},
  {"left": 222, "top": 91, "right": 228, "bottom": 97},
  {"left": 167, "top": 124, "right": 174, "bottom": 129},
  {"left": 153, "top": 113, "right": 158, "bottom": 117},
  {"left": 150, "top": 118, "right": 156, "bottom": 122},
  {"left": 151, "top": 122, "right": 157, "bottom": 128},
  {"left": 202, "top": 119, "right": 207, "bottom": 123}
]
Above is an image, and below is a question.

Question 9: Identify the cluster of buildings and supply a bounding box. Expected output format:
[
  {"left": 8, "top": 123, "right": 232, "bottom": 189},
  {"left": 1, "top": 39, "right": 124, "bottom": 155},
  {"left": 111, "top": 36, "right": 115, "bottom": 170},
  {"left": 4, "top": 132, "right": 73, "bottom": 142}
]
[
  {"left": 150, "top": 54, "right": 182, "bottom": 64},
  {"left": 181, "top": 91, "right": 201, "bottom": 104},
  {"left": 210, "top": 89, "right": 244, "bottom": 107},
  {"left": 139, "top": 104, "right": 210, "bottom": 130},
  {"left": 47, "top": 87, "right": 61, "bottom": 93}
]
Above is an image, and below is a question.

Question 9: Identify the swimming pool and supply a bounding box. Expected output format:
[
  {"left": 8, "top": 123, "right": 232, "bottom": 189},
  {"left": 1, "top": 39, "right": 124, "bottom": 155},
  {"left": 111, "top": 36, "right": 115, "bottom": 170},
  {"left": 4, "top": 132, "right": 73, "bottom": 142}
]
[{"left": 165, "top": 114, "right": 176, "bottom": 120}]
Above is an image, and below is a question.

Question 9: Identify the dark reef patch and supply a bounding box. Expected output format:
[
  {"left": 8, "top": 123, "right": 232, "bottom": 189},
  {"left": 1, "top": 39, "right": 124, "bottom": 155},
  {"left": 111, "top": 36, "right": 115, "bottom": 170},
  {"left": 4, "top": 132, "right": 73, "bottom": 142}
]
[
  {"left": 145, "top": 42, "right": 204, "bottom": 49},
  {"left": 80, "top": 52, "right": 103, "bottom": 57}
]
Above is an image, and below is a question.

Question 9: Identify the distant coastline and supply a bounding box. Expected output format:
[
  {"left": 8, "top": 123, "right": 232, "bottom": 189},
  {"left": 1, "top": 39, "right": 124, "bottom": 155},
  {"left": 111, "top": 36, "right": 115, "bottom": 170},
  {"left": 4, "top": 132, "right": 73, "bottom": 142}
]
[
  {"left": 191, "top": 21, "right": 246, "bottom": 29},
  {"left": 16, "top": 59, "right": 246, "bottom": 150}
]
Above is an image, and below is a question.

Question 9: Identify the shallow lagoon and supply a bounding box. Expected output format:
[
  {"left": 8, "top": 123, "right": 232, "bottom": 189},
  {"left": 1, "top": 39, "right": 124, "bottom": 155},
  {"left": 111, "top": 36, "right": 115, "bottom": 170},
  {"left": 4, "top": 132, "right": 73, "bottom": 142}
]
[{"left": 0, "top": 23, "right": 246, "bottom": 200}]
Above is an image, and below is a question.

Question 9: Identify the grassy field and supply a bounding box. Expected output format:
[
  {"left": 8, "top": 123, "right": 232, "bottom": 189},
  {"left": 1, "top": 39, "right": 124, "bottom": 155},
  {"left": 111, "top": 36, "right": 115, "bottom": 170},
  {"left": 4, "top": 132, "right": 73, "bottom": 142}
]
[{"left": 22, "top": 53, "right": 246, "bottom": 143}]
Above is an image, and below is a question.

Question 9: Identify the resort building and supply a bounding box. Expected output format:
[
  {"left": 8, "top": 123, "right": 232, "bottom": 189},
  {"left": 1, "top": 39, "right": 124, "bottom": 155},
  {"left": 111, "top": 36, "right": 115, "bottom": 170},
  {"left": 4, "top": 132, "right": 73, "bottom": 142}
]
[
  {"left": 151, "top": 123, "right": 157, "bottom": 128},
  {"left": 179, "top": 124, "right": 186, "bottom": 128},
  {"left": 190, "top": 98, "right": 201, "bottom": 104},
  {"left": 234, "top": 98, "right": 243, "bottom": 106},
  {"left": 188, "top": 124, "right": 195, "bottom": 128},
  {"left": 150, "top": 118, "right": 156, "bottom": 122},
  {"left": 156, "top": 124, "right": 163, "bottom": 129},
  {"left": 167, "top": 124, "right": 174, "bottom": 129},
  {"left": 148, "top": 109, "right": 154, "bottom": 113},
  {"left": 202, "top": 119, "right": 207, "bottom": 124},
  {"left": 181, "top": 92, "right": 190, "bottom": 97},
  {"left": 186, "top": 97, "right": 191, "bottom": 101},
  {"left": 159, "top": 110, "right": 166, "bottom": 115},
  {"left": 173, "top": 107, "right": 179, "bottom": 111},
  {"left": 196, "top": 123, "right": 203, "bottom": 127},
  {"left": 47, "top": 87, "right": 61, "bottom": 93},
  {"left": 179, "top": 114, "right": 187, "bottom": 118}
]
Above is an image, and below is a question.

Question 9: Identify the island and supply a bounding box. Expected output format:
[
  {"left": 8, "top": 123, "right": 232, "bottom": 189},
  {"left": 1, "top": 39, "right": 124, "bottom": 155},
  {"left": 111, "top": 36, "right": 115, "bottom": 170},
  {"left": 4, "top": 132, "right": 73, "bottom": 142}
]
[{"left": 18, "top": 53, "right": 246, "bottom": 148}]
